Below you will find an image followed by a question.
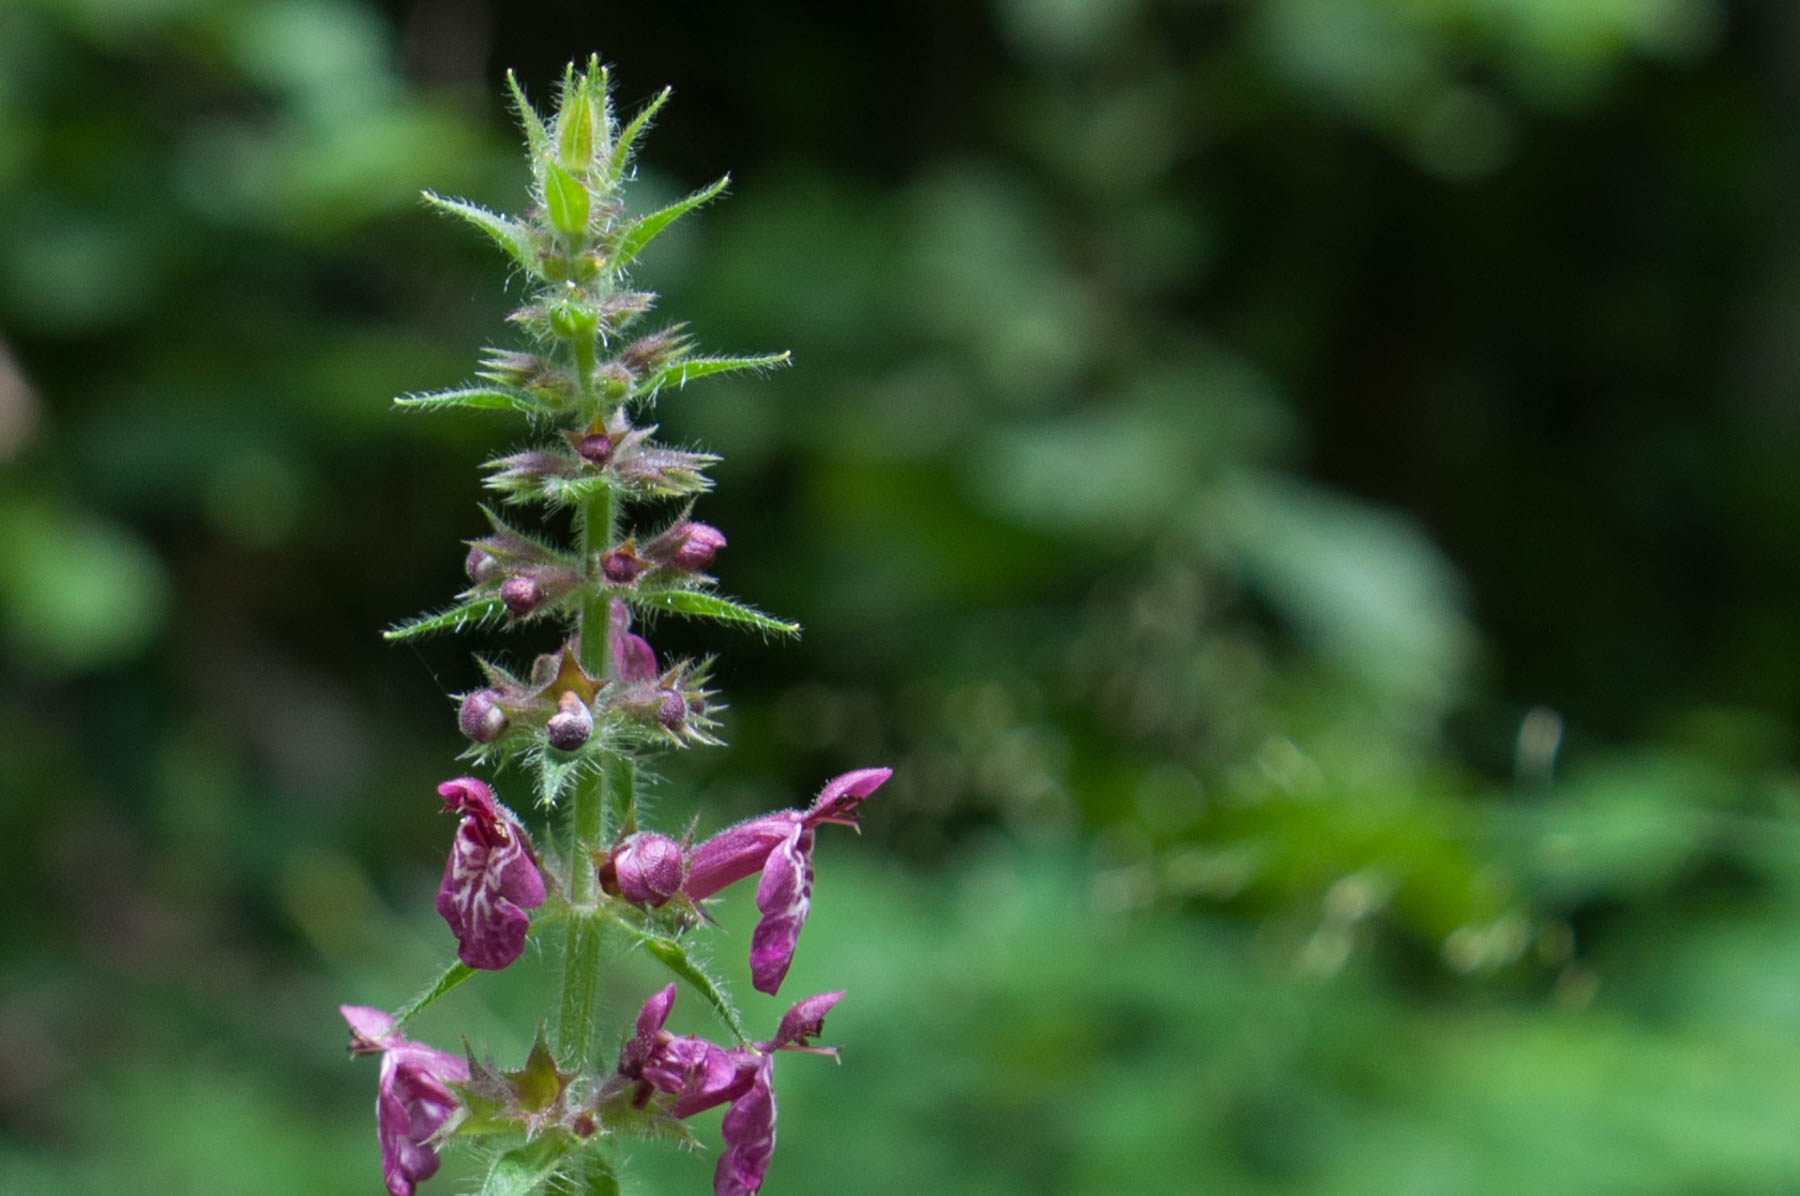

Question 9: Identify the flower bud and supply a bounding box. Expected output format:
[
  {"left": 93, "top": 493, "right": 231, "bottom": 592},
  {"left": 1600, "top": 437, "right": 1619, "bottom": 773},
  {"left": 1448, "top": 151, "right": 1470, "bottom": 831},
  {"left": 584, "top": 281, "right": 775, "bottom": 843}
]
[
  {"left": 603, "top": 548, "right": 642, "bottom": 584},
  {"left": 656, "top": 689, "right": 687, "bottom": 731},
  {"left": 548, "top": 299, "right": 597, "bottom": 342},
  {"left": 621, "top": 327, "right": 688, "bottom": 376},
  {"left": 577, "top": 434, "right": 614, "bottom": 467},
  {"left": 643, "top": 520, "right": 726, "bottom": 572},
  {"left": 596, "top": 361, "right": 634, "bottom": 395},
  {"left": 458, "top": 689, "right": 509, "bottom": 744},
  {"left": 546, "top": 690, "right": 594, "bottom": 751},
  {"left": 500, "top": 575, "right": 544, "bottom": 615},
  {"left": 605, "top": 833, "right": 685, "bottom": 906},
  {"left": 671, "top": 523, "right": 725, "bottom": 571},
  {"left": 466, "top": 546, "right": 500, "bottom": 583}
]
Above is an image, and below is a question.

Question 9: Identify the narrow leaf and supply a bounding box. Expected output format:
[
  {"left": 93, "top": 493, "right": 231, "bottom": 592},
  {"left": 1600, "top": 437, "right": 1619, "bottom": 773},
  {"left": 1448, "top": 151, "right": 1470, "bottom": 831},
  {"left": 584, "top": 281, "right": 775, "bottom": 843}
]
[
  {"left": 610, "top": 87, "right": 672, "bottom": 180},
  {"left": 395, "top": 387, "right": 542, "bottom": 415},
  {"left": 422, "top": 193, "right": 535, "bottom": 270},
  {"left": 633, "top": 590, "right": 800, "bottom": 637},
  {"left": 384, "top": 595, "right": 507, "bottom": 642},
  {"left": 479, "top": 1132, "right": 572, "bottom": 1196},
  {"left": 639, "top": 351, "right": 791, "bottom": 400},
  {"left": 625, "top": 925, "right": 750, "bottom": 1044},
  {"left": 614, "top": 175, "right": 729, "bottom": 269},
  {"left": 505, "top": 70, "right": 551, "bottom": 166},
  {"left": 390, "top": 959, "right": 475, "bottom": 1029}
]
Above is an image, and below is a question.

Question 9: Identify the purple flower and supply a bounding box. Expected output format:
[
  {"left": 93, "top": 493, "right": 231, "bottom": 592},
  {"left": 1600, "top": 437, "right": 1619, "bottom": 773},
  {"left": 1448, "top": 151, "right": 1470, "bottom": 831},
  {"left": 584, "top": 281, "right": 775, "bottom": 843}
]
[
  {"left": 341, "top": 1005, "right": 470, "bottom": 1196},
  {"left": 608, "top": 598, "right": 658, "bottom": 683},
  {"left": 614, "top": 987, "right": 845, "bottom": 1196},
  {"left": 644, "top": 521, "right": 726, "bottom": 572},
  {"left": 457, "top": 688, "right": 508, "bottom": 744},
  {"left": 769, "top": 990, "right": 845, "bottom": 1051},
  {"left": 600, "top": 832, "right": 686, "bottom": 906},
  {"left": 545, "top": 690, "right": 595, "bottom": 751},
  {"left": 617, "top": 984, "right": 757, "bottom": 1115},
  {"left": 602, "top": 547, "right": 642, "bottom": 584},
  {"left": 577, "top": 432, "right": 614, "bottom": 466},
  {"left": 499, "top": 575, "right": 544, "bottom": 615},
  {"left": 434, "top": 778, "right": 546, "bottom": 971},
  {"left": 684, "top": 768, "right": 891, "bottom": 994}
]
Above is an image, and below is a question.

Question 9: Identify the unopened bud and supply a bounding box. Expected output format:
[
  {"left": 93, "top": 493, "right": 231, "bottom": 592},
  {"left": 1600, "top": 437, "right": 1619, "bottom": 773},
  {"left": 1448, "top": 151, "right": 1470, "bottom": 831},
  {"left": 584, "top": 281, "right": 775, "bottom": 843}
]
[
  {"left": 622, "top": 327, "right": 687, "bottom": 375},
  {"left": 596, "top": 362, "right": 634, "bottom": 395},
  {"left": 602, "top": 549, "right": 641, "bottom": 584},
  {"left": 465, "top": 546, "right": 500, "bottom": 583},
  {"left": 607, "top": 833, "right": 685, "bottom": 906},
  {"left": 570, "top": 1111, "right": 598, "bottom": 1138},
  {"left": 500, "top": 576, "right": 544, "bottom": 615},
  {"left": 458, "top": 689, "right": 509, "bottom": 744},
  {"left": 546, "top": 691, "right": 594, "bottom": 751},
  {"left": 656, "top": 690, "right": 687, "bottom": 731},
  {"left": 577, "top": 434, "right": 614, "bottom": 467},
  {"left": 670, "top": 523, "right": 725, "bottom": 571},
  {"left": 548, "top": 299, "right": 597, "bottom": 342}
]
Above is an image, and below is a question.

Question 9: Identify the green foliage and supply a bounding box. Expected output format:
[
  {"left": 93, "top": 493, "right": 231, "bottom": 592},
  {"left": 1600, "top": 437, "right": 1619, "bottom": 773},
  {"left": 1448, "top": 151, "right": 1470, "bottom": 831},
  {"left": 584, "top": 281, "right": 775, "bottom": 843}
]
[
  {"left": 632, "top": 589, "right": 801, "bottom": 637},
  {"left": 384, "top": 595, "right": 508, "bottom": 642},
  {"left": 479, "top": 1133, "right": 577, "bottom": 1196},
  {"left": 622, "top": 923, "right": 752, "bottom": 1045},
  {"left": 5, "top": 2, "right": 1800, "bottom": 1195},
  {"left": 614, "top": 176, "right": 732, "bottom": 269}
]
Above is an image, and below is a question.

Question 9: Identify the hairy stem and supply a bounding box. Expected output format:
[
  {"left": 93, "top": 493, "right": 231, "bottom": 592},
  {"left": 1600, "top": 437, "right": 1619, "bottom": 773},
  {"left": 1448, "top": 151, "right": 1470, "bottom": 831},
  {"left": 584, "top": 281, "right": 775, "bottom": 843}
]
[{"left": 555, "top": 483, "right": 621, "bottom": 1067}]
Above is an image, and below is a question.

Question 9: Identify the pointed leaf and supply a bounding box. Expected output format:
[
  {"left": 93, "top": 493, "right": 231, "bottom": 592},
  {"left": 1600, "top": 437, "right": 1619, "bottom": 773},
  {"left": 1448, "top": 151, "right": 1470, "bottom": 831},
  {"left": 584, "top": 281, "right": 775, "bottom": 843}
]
[
  {"left": 506, "top": 1027, "right": 568, "bottom": 1113},
  {"left": 633, "top": 590, "right": 800, "bottom": 637},
  {"left": 390, "top": 959, "right": 476, "bottom": 1030},
  {"left": 479, "top": 1131, "right": 572, "bottom": 1196},
  {"left": 639, "top": 351, "right": 791, "bottom": 400},
  {"left": 614, "top": 175, "right": 728, "bottom": 269},
  {"left": 622, "top": 924, "right": 750, "bottom": 1045},
  {"left": 384, "top": 595, "right": 507, "bottom": 642},
  {"left": 506, "top": 70, "right": 551, "bottom": 168},
  {"left": 479, "top": 504, "right": 579, "bottom": 564},
  {"left": 395, "top": 387, "right": 543, "bottom": 415},
  {"left": 610, "top": 87, "right": 672, "bottom": 179},
  {"left": 422, "top": 193, "right": 536, "bottom": 271}
]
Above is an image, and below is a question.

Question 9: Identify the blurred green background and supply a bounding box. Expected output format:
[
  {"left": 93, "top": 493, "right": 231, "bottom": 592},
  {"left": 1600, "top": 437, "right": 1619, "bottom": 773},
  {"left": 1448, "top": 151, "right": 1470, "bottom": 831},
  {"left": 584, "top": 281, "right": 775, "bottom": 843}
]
[{"left": 6, "top": 0, "right": 1800, "bottom": 1192}]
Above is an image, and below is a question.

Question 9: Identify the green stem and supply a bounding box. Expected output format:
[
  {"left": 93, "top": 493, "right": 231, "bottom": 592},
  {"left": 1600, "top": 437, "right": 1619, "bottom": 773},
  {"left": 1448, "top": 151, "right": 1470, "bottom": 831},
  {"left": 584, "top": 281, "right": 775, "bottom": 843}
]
[
  {"left": 604, "top": 753, "right": 637, "bottom": 839},
  {"left": 554, "top": 484, "right": 620, "bottom": 1067}
]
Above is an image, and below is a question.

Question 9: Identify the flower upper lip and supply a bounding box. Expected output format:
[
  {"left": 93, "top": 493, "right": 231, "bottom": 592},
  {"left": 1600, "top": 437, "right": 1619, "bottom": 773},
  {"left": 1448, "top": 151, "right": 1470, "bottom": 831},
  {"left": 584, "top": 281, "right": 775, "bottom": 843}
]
[{"left": 676, "top": 768, "right": 892, "bottom": 995}]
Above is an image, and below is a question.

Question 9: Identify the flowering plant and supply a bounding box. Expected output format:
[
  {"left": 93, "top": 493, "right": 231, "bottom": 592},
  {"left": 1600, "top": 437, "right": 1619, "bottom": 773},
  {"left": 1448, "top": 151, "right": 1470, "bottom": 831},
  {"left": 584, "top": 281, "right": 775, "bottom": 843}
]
[{"left": 338, "top": 58, "right": 887, "bottom": 1196}]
